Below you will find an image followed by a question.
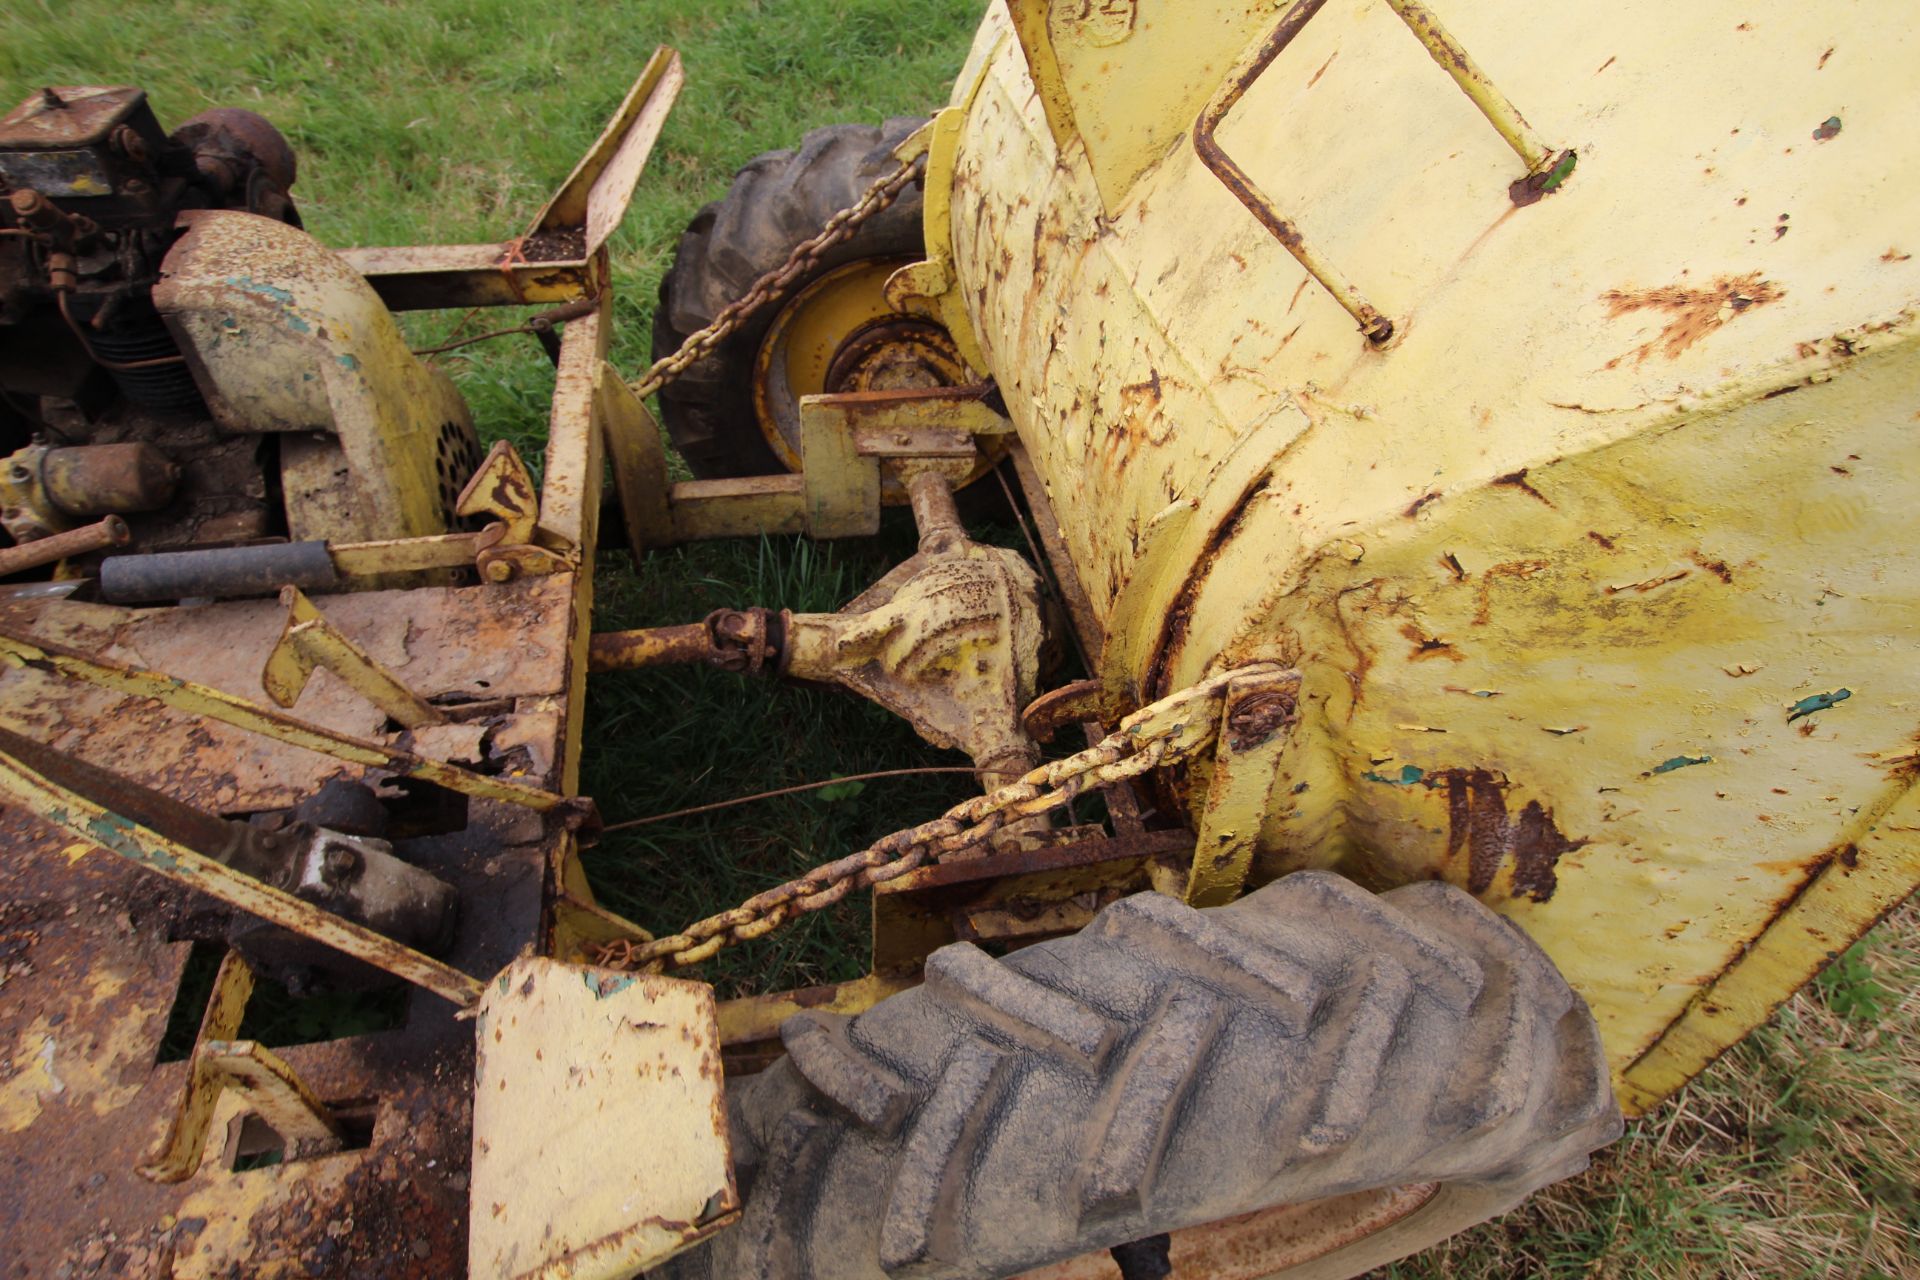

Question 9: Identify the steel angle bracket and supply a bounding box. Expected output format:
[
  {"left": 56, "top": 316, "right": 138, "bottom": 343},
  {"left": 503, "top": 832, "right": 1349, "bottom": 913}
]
[{"left": 338, "top": 48, "right": 684, "bottom": 311}]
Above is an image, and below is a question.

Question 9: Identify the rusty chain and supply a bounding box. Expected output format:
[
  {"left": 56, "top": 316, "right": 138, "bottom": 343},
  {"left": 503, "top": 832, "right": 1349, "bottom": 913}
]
[
  {"left": 591, "top": 664, "right": 1289, "bottom": 973},
  {"left": 628, "top": 150, "right": 927, "bottom": 402}
]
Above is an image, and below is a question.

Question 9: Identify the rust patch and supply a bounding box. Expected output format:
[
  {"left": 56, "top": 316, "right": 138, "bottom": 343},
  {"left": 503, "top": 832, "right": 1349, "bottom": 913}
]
[
  {"left": 1432, "top": 768, "right": 1587, "bottom": 901},
  {"left": 1587, "top": 531, "right": 1618, "bottom": 551},
  {"left": 1404, "top": 490, "right": 1441, "bottom": 518},
  {"left": 1812, "top": 116, "right": 1842, "bottom": 142},
  {"left": 1400, "top": 624, "right": 1464, "bottom": 663},
  {"left": 1120, "top": 368, "right": 1163, "bottom": 406},
  {"left": 1472, "top": 559, "right": 1550, "bottom": 625},
  {"left": 1882, "top": 248, "right": 1912, "bottom": 263},
  {"left": 1306, "top": 51, "right": 1339, "bottom": 88},
  {"left": 1142, "top": 478, "right": 1266, "bottom": 699},
  {"left": 1687, "top": 551, "right": 1735, "bottom": 583},
  {"left": 1601, "top": 272, "right": 1786, "bottom": 364},
  {"left": 1226, "top": 684, "right": 1300, "bottom": 751},
  {"left": 1491, "top": 468, "right": 1552, "bottom": 506}
]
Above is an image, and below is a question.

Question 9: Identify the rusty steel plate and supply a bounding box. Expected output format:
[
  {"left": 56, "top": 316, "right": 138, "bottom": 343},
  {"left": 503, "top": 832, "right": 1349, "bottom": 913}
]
[{"left": 0, "top": 577, "right": 574, "bottom": 1277}]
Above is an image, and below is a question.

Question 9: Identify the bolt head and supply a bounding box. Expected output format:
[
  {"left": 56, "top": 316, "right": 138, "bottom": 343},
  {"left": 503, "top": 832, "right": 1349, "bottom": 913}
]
[{"left": 320, "top": 842, "right": 363, "bottom": 886}]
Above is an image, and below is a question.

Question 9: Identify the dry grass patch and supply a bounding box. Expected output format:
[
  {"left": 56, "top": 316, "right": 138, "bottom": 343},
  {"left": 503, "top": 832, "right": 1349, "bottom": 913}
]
[{"left": 1381, "top": 902, "right": 1919, "bottom": 1279}]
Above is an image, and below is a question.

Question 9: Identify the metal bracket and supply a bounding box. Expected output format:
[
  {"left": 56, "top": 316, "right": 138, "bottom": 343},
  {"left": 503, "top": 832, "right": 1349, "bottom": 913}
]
[
  {"left": 1185, "top": 667, "right": 1304, "bottom": 907},
  {"left": 799, "top": 386, "right": 1013, "bottom": 540},
  {"left": 142, "top": 952, "right": 343, "bottom": 1182},
  {"left": 337, "top": 49, "right": 684, "bottom": 312},
  {"left": 456, "top": 439, "right": 570, "bottom": 582},
  {"left": 264, "top": 587, "right": 447, "bottom": 728}
]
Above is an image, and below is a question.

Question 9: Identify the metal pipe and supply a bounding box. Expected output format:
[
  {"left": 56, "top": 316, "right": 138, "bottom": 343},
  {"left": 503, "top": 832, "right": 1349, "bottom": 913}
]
[
  {"left": 587, "top": 621, "right": 716, "bottom": 672},
  {"left": 98, "top": 539, "right": 340, "bottom": 603},
  {"left": 588, "top": 608, "right": 784, "bottom": 674},
  {"left": 905, "top": 468, "right": 966, "bottom": 555},
  {"left": 1191, "top": 0, "right": 1397, "bottom": 344},
  {"left": 40, "top": 443, "right": 180, "bottom": 516},
  {"left": 1381, "top": 0, "right": 1556, "bottom": 173},
  {"left": 0, "top": 514, "right": 129, "bottom": 577}
]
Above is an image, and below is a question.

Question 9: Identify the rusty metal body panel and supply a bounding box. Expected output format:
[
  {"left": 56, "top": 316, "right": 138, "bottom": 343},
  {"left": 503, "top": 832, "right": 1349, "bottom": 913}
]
[
  {"left": 0, "top": 54, "right": 689, "bottom": 1274},
  {"left": 935, "top": 0, "right": 1920, "bottom": 1107},
  {"left": 0, "top": 578, "right": 570, "bottom": 1276}
]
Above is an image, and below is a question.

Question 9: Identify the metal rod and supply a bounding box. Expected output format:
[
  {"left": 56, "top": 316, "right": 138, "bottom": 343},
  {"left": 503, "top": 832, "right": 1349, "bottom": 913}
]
[
  {"left": 1191, "top": 0, "right": 1396, "bottom": 344},
  {"left": 0, "top": 739, "right": 483, "bottom": 1007},
  {"left": 0, "top": 514, "right": 129, "bottom": 577},
  {"left": 0, "top": 625, "right": 590, "bottom": 820},
  {"left": 0, "top": 720, "right": 281, "bottom": 879},
  {"left": 587, "top": 621, "right": 719, "bottom": 672},
  {"left": 904, "top": 468, "right": 966, "bottom": 555},
  {"left": 1381, "top": 0, "right": 1555, "bottom": 172}
]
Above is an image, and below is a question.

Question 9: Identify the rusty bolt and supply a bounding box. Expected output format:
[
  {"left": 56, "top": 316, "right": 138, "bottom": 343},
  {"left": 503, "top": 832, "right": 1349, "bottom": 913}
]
[
  {"left": 1225, "top": 688, "right": 1299, "bottom": 751},
  {"left": 320, "top": 842, "right": 363, "bottom": 886},
  {"left": 482, "top": 559, "right": 514, "bottom": 584},
  {"left": 120, "top": 178, "right": 150, "bottom": 197}
]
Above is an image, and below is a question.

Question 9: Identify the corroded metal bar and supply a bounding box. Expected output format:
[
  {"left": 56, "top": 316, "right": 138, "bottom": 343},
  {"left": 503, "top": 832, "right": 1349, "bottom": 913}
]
[
  {"left": 98, "top": 539, "right": 339, "bottom": 603},
  {"left": 0, "top": 742, "right": 484, "bottom": 1006},
  {"left": 264, "top": 587, "right": 447, "bottom": 727},
  {"left": 140, "top": 949, "right": 257, "bottom": 1183},
  {"left": 1192, "top": 0, "right": 1397, "bottom": 344},
  {"left": 0, "top": 720, "right": 281, "bottom": 880},
  {"left": 904, "top": 467, "right": 966, "bottom": 555},
  {"left": 0, "top": 625, "right": 589, "bottom": 818},
  {"left": 0, "top": 514, "right": 129, "bottom": 577},
  {"left": 587, "top": 621, "right": 717, "bottom": 672},
  {"left": 669, "top": 475, "right": 808, "bottom": 541},
  {"left": 1382, "top": 0, "right": 1559, "bottom": 174}
]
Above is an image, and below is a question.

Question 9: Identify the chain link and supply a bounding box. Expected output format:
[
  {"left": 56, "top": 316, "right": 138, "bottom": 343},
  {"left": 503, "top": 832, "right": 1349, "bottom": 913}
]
[
  {"left": 629, "top": 151, "right": 927, "bottom": 402},
  {"left": 591, "top": 664, "right": 1285, "bottom": 973}
]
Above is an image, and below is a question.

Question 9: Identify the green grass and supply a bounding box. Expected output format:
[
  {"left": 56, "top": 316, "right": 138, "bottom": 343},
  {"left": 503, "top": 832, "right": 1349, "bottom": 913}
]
[{"left": 4, "top": 3, "right": 1916, "bottom": 1275}]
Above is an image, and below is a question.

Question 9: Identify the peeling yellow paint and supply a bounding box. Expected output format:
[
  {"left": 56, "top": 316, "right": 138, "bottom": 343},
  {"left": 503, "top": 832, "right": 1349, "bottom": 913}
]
[{"left": 940, "top": 0, "right": 1920, "bottom": 1105}]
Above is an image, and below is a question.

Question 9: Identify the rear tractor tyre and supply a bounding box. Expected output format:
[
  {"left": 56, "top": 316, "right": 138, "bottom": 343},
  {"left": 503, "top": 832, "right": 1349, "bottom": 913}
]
[
  {"left": 660, "top": 871, "right": 1624, "bottom": 1279},
  {"left": 652, "top": 118, "right": 972, "bottom": 482}
]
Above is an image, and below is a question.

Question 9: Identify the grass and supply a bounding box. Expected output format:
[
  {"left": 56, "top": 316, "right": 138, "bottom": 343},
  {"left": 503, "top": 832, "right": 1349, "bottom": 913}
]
[
  {"left": 1381, "top": 906, "right": 1920, "bottom": 1280},
  {"left": 3, "top": 3, "right": 1915, "bottom": 1275}
]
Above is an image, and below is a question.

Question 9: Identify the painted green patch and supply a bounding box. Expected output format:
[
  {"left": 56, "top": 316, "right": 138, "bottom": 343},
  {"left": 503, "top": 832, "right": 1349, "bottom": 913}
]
[
  {"left": 1787, "top": 688, "right": 1852, "bottom": 722},
  {"left": 1649, "top": 754, "right": 1713, "bottom": 775},
  {"left": 587, "top": 972, "right": 636, "bottom": 1000},
  {"left": 1364, "top": 764, "right": 1427, "bottom": 786},
  {"left": 83, "top": 810, "right": 178, "bottom": 867},
  {"left": 1537, "top": 149, "right": 1578, "bottom": 191},
  {"left": 226, "top": 275, "right": 296, "bottom": 305}
]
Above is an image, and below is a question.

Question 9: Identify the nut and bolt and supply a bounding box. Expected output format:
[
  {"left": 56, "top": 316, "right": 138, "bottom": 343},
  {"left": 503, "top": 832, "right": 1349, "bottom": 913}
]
[
  {"left": 1225, "top": 688, "right": 1299, "bottom": 750},
  {"left": 320, "top": 842, "right": 364, "bottom": 886}
]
